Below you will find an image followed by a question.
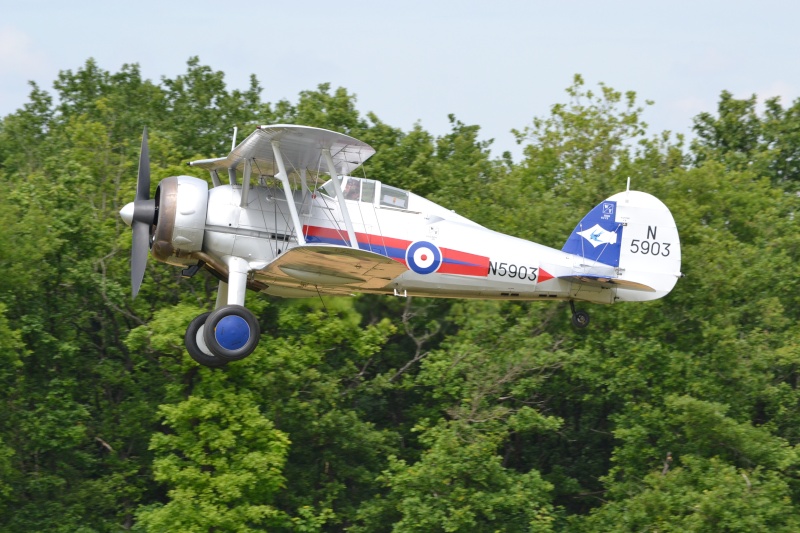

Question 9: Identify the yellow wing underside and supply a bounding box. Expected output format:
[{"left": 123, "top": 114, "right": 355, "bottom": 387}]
[{"left": 253, "top": 244, "right": 408, "bottom": 297}]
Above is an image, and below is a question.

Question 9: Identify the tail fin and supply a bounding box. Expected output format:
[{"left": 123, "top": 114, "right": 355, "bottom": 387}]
[{"left": 561, "top": 190, "right": 682, "bottom": 301}]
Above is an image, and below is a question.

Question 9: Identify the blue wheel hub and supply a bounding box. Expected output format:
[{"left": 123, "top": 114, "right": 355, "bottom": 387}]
[{"left": 214, "top": 315, "right": 250, "bottom": 351}]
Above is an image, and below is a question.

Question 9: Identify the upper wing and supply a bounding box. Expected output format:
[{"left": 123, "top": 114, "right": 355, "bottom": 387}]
[
  {"left": 189, "top": 124, "right": 375, "bottom": 178},
  {"left": 254, "top": 244, "right": 408, "bottom": 296}
]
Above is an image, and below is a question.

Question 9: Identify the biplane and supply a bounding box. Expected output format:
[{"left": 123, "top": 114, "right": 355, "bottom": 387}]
[{"left": 120, "top": 125, "right": 682, "bottom": 367}]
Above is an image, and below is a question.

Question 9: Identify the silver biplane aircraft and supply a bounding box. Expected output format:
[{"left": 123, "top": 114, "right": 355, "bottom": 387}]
[{"left": 120, "top": 125, "right": 682, "bottom": 367}]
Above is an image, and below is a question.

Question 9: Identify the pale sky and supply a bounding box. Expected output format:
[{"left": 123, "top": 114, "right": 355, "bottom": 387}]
[{"left": 1, "top": 0, "right": 798, "bottom": 159}]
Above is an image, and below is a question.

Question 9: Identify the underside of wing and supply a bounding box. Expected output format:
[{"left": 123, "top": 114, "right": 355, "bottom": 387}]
[
  {"left": 254, "top": 244, "right": 408, "bottom": 296},
  {"left": 559, "top": 275, "right": 656, "bottom": 292}
]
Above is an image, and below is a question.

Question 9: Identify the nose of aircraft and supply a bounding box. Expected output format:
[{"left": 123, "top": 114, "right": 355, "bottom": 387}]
[{"left": 120, "top": 202, "right": 135, "bottom": 226}]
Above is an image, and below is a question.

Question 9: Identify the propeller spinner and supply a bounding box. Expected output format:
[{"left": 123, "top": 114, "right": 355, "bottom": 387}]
[{"left": 120, "top": 127, "right": 157, "bottom": 298}]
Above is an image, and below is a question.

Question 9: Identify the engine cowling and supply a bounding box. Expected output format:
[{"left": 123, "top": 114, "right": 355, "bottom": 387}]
[{"left": 150, "top": 175, "right": 209, "bottom": 267}]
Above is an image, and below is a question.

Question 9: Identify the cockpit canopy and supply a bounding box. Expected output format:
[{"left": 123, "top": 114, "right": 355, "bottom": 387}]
[{"left": 321, "top": 176, "right": 409, "bottom": 210}]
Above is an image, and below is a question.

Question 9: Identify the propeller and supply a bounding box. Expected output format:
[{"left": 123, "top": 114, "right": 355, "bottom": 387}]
[{"left": 120, "top": 127, "right": 157, "bottom": 298}]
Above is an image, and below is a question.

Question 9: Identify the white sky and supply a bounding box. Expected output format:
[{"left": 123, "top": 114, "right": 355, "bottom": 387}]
[{"left": 1, "top": 0, "right": 798, "bottom": 159}]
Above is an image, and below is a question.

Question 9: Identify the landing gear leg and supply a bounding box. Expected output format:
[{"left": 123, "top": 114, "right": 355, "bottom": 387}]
[{"left": 570, "top": 300, "right": 590, "bottom": 329}]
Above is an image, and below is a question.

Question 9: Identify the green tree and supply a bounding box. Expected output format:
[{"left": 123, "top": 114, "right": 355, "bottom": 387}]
[
  {"left": 2, "top": 58, "right": 799, "bottom": 532},
  {"left": 136, "top": 389, "right": 290, "bottom": 532},
  {"left": 161, "top": 56, "right": 263, "bottom": 157},
  {"left": 579, "top": 456, "right": 800, "bottom": 532},
  {"left": 693, "top": 90, "right": 800, "bottom": 190},
  {"left": 356, "top": 421, "right": 555, "bottom": 533}
]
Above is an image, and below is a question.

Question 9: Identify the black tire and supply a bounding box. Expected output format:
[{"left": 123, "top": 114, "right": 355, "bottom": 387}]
[
  {"left": 203, "top": 305, "right": 261, "bottom": 361},
  {"left": 185, "top": 312, "right": 228, "bottom": 367},
  {"left": 572, "top": 310, "right": 590, "bottom": 329}
]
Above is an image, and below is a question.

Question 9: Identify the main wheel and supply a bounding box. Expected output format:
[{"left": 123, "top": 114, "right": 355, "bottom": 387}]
[
  {"left": 571, "top": 310, "right": 590, "bottom": 329},
  {"left": 203, "top": 305, "right": 261, "bottom": 361},
  {"left": 185, "top": 312, "right": 227, "bottom": 367}
]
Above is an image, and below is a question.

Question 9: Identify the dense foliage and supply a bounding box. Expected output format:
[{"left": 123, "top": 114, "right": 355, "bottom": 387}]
[{"left": 0, "top": 59, "right": 798, "bottom": 532}]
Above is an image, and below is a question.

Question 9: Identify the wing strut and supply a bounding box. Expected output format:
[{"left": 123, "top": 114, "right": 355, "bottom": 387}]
[
  {"left": 209, "top": 169, "right": 222, "bottom": 187},
  {"left": 271, "top": 141, "right": 306, "bottom": 245},
  {"left": 322, "top": 148, "right": 359, "bottom": 250},
  {"left": 239, "top": 159, "right": 252, "bottom": 207}
]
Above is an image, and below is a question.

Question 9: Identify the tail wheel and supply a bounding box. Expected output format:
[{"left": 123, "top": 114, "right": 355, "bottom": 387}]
[
  {"left": 203, "top": 305, "right": 261, "bottom": 361},
  {"left": 569, "top": 300, "right": 590, "bottom": 329},
  {"left": 571, "top": 310, "right": 590, "bottom": 329},
  {"left": 185, "top": 312, "right": 227, "bottom": 368}
]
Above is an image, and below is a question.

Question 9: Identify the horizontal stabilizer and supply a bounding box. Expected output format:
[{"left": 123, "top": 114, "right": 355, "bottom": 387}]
[
  {"left": 559, "top": 275, "right": 656, "bottom": 292},
  {"left": 257, "top": 244, "right": 408, "bottom": 295}
]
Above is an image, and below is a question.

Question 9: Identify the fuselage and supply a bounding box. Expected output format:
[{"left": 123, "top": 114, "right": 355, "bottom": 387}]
[{"left": 193, "top": 177, "right": 615, "bottom": 304}]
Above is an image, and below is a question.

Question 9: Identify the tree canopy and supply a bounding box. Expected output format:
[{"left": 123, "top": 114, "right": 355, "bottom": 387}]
[{"left": 0, "top": 58, "right": 798, "bottom": 532}]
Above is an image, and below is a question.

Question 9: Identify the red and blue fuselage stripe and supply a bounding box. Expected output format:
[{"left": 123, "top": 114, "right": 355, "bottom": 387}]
[
  {"left": 303, "top": 225, "right": 489, "bottom": 277},
  {"left": 303, "top": 226, "right": 407, "bottom": 260},
  {"left": 437, "top": 248, "right": 489, "bottom": 276}
]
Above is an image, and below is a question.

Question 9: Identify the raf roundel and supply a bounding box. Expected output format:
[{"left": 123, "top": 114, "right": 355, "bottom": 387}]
[{"left": 406, "top": 241, "right": 442, "bottom": 275}]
